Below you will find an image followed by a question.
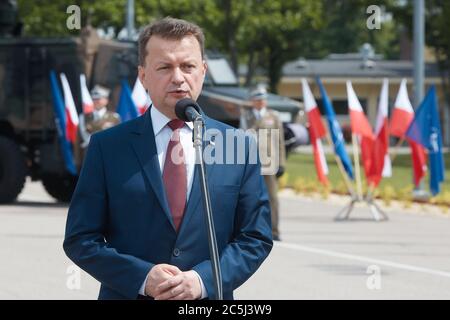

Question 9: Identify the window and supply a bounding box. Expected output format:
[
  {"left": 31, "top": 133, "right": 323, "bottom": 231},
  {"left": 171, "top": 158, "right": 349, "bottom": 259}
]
[{"left": 206, "top": 58, "right": 238, "bottom": 85}]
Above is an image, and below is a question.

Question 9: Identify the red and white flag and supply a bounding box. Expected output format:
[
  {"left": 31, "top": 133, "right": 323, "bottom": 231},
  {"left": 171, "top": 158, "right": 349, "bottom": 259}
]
[
  {"left": 369, "top": 78, "right": 392, "bottom": 186},
  {"left": 60, "top": 73, "right": 79, "bottom": 144},
  {"left": 390, "top": 79, "right": 415, "bottom": 136},
  {"left": 302, "top": 79, "right": 329, "bottom": 185},
  {"left": 80, "top": 74, "right": 94, "bottom": 114},
  {"left": 390, "top": 79, "right": 427, "bottom": 186},
  {"left": 132, "top": 77, "right": 151, "bottom": 115},
  {"left": 347, "top": 81, "right": 375, "bottom": 180}
]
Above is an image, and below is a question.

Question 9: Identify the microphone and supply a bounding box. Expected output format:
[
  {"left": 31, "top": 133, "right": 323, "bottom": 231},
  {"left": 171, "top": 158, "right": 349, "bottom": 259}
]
[
  {"left": 175, "top": 98, "right": 202, "bottom": 122},
  {"left": 175, "top": 98, "right": 223, "bottom": 299}
]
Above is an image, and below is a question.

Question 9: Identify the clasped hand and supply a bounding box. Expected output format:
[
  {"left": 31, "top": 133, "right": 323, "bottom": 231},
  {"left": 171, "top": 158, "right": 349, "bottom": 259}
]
[{"left": 145, "top": 264, "right": 201, "bottom": 300}]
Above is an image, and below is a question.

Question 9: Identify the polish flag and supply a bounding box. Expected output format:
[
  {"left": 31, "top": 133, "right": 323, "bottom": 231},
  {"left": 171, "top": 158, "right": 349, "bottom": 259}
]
[
  {"left": 60, "top": 73, "right": 79, "bottom": 144},
  {"left": 302, "top": 79, "right": 329, "bottom": 185},
  {"left": 80, "top": 74, "right": 94, "bottom": 114},
  {"left": 390, "top": 79, "right": 415, "bottom": 136},
  {"left": 390, "top": 79, "right": 427, "bottom": 186},
  {"left": 346, "top": 81, "right": 375, "bottom": 179},
  {"left": 369, "top": 78, "right": 392, "bottom": 187},
  {"left": 132, "top": 77, "right": 151, "bottom": 114}
]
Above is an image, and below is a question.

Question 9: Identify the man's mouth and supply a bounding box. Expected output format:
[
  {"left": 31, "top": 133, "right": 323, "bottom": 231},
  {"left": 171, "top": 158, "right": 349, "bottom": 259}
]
[{"left": 169, "top": 89, "right": 189, "bottom": 96}]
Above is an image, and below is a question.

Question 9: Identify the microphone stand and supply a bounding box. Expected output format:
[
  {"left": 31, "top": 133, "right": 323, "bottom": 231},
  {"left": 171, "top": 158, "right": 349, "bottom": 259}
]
[{"left": 192, "top": 116, "right": 223, "bottom": 300}]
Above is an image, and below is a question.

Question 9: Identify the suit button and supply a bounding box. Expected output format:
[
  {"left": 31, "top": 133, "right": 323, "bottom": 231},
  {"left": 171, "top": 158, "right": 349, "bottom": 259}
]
[{"left": 173, "top": 248, "right": 181, "bottom": 257}]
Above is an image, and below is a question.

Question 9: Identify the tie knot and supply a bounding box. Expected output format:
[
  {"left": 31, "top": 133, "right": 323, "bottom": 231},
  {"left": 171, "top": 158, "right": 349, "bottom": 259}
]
[{"left": 167, "top": 119, "right": 185, "bottom": 131}]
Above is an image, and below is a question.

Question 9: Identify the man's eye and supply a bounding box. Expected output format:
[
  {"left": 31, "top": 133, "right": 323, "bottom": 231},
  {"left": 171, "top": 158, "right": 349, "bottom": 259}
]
[
  {"left": 158, "top": 66, "right": 169, "bottom": 70},
  {"left": 183, "top": 65, "right": 195, "bottom": 71}
]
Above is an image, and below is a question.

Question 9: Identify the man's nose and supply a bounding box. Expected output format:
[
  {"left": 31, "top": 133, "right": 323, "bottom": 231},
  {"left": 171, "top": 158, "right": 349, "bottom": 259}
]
[{"left": 171, "top": 67, "right": 184, "bottom": 85}]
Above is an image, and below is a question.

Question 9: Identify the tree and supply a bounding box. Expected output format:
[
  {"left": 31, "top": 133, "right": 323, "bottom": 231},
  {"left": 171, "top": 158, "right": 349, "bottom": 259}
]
[
  {"left": 318, "top": 0, "right": 399, "bottom": 58},
  {"left": 18, "top": 0, "right": 126, "bottom": 36},
  {"left": 423, "top": 1, "right": 450, "bottom": 112},
  {"left": 391, "top": 0, "right": 450, "bottom": 115},
  {"left": 15, "top": 0, "right": 404, "bottom": 93},
  {"left": 226, "top": 0, "right": 323, "bottom": 92}
]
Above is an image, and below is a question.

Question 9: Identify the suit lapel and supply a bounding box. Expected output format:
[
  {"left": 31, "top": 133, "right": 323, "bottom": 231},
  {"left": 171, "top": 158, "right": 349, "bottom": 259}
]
[
  {"left": 178, "top": 166, "right": 201, "bottom": 236},
  {"left": 130, "top": 108, "right": 174, "bottom": 230},
  {"left": 203, "top": 116, "right": 217, "bottom": 182}
]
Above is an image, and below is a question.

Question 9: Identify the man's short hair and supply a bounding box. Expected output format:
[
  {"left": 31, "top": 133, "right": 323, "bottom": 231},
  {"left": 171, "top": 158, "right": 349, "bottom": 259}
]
[{"left": 138, "top": 17, "right": 205, "bottom": 66}]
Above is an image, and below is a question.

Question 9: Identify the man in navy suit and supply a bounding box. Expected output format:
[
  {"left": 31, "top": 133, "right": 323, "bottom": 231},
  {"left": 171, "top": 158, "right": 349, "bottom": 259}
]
[{"left": 63, "top": 17, "right": 273, "bottom": 300}]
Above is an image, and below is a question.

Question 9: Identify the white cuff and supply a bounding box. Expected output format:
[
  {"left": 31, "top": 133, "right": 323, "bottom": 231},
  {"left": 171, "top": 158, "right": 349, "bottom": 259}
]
[
  {"left": 192, "top": 270, "right": 208, "bottom": 299},
  {"left": 139, "top": 273, "right": 150, "bottom": 296}
]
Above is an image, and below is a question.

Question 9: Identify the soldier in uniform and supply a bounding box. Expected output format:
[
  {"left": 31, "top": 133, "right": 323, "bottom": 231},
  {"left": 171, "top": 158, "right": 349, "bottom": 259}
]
[
  {"left": 84, "top": 85, "right": 121, "bottom": 134},
  {"left": 242, "top": 86, "right": 286, "bottom": 241},
  {"left": 76, "top": 85, "right": 121, "bottom": 169}
]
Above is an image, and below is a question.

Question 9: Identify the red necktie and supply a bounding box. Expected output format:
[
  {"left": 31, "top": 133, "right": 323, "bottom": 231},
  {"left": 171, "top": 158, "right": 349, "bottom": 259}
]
[{"left": 163, "top": 119, "right": 187, "bottom": 232}]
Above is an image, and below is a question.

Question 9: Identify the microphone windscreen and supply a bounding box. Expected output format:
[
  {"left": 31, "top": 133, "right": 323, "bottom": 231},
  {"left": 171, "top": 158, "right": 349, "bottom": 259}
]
[{"left": 175, "top": 98, "right": 201, "bottom": 121}]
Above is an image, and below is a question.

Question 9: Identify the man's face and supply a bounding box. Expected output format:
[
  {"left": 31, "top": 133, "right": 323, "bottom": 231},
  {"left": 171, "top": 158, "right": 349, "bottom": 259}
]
[
  {"left": 138, "top": 35, "right": 207, "bottom": 119},
  {"left": 251, "top": 98, "right": 267, "bottom": 111},
  {"left": 93, "top": 97, "right": 108, "bottom": 110}
]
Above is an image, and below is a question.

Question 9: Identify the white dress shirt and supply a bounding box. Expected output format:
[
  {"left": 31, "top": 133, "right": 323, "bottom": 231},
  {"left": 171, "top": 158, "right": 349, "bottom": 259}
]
[
  {"left": 151, "top": 105, "right": 196, "bottom": 198},
  {"left": 254, "top": 107, "right": 267, "bottom": 120},
  {"left": 139, "top": 105, "right": 207, "bottom": 299},
  {"left": 93, "top": 106, "right": 107, "bottom": 121}
]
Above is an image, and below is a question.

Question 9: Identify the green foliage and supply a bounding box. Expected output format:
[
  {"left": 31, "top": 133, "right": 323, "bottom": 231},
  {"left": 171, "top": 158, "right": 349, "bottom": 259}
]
[
  {"left": 380, "top": 185, "right": 395, "bottom": 206},
  {"left": 390, "top": 0, "right": 450, "bottom": 118},
  {"left": 16, "top": 0, "right": 405, "bottom": 92},
  {"left": 319, "top": 182, "right": 332, "bottom": 200},
  {"left": 286, "top": 152, "right": 450, "bottom": 207},
  {"left": 293, "top": 177, "right": 305, "bottom": 194},
  {"left": 278, "top": 172, "right": 289, "bottom": 190},
  {"left": 18, "top": 0, "right": 126, "bottom": 36}
]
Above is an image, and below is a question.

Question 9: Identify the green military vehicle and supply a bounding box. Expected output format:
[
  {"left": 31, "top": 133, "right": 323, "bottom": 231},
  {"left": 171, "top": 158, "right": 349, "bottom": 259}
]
[
  {"left": 0, "top": 3, "right": 301, "bottom": 204},
  {"left": 0, "top": 1, "right": 139, "bottom": 203},
  {"left": 200, "top": 52, "right": 301, "bottom": 128}
]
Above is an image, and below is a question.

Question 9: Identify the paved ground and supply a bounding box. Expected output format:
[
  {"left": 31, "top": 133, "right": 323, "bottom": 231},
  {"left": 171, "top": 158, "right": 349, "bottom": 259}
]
[{"left": 1, "top": 179, "right": 450, "bottom": 299}]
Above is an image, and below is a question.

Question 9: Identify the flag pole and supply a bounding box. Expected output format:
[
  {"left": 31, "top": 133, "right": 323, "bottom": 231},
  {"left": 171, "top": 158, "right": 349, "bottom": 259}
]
[
  {"left": 325, "top": 135, "right": 355, "bottom": 198},
  {"left": 352, "top": 134, "right": 363, "bottom": 200},
  {"left": 334, "top": 133, "right": 361, "bottom": 221}
]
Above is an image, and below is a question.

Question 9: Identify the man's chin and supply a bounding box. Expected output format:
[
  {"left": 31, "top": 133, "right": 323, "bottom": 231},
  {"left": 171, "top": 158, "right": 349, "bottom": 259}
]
[{"left": 159, "top": 96, "right": 195, "bottom": 114}]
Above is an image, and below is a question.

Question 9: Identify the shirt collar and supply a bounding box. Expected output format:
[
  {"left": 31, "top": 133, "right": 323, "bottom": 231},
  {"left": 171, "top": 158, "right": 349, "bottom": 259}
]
[
  {"left": 151, "top": 105, "right": 193, "bottom": 136},
  {"left": 259, "top": 107, "right": 267, "bottom": 117},
  {"left": 95, "top": 107, "right": 107, "bottom": 118}
]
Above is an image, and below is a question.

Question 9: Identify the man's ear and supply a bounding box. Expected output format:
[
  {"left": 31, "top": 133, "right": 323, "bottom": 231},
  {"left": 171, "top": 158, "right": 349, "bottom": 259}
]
[
  {"left": 202, "top": 60, "right": 208, "bottom": 77},
  {"left": 138, "top": 65, "right": 146, "bottom": 88}
]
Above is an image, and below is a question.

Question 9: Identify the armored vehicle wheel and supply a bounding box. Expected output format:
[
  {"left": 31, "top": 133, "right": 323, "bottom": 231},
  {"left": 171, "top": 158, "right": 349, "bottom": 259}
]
[
  {"left": 0, "top": 136, "right": 27, "bottom": 203},
  {"left": 41, "top": 174, "right": 78, "bottom": 203}
]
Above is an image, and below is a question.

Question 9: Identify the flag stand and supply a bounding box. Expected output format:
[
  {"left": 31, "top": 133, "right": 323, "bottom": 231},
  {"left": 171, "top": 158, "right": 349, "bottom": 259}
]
[
  {"left": 334, "top": 134, "right": 388, "bottom": 222},
  {"left": 334, "top": 193, "right": 388, "bottom": 221},
  {"left": 334, "top": 182, "right": 389, "bottom": 222}
]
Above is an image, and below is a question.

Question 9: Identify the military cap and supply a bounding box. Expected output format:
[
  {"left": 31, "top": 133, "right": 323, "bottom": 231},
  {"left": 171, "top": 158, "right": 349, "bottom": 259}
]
[
  {"left": 91, "top": 85, "right": 110, "bottom": 100},
  {"left": 250, "top": 86, "right": 268, "bottom": 100}
]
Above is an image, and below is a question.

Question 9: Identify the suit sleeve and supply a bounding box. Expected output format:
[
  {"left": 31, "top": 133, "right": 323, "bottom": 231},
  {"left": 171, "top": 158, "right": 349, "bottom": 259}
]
[
  {"left": 63, "top": 134, "right": 153, "bottom": 299},
  {"left": 192, "top": 134, "right": 273, "bottom": 299}
]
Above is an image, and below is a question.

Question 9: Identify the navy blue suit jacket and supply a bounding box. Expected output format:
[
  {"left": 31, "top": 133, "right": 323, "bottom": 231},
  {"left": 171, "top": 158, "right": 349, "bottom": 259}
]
[{"left": 63, "top": 108, "right": 273, "bottom": 300}]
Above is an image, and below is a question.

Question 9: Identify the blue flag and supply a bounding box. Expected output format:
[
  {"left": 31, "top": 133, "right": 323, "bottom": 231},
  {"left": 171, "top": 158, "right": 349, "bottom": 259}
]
[
  {"left": 49, "top": 71, "right": 77, "bottom": 175},
  {"left": 316, "top": 77, "right": 354, "bottom": 180},
  {"left": 406, "top": 86, "right": 445, "bottom": 195},
  {"left": 117, "top": 79, "right": 139, "bottom": 122}
]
